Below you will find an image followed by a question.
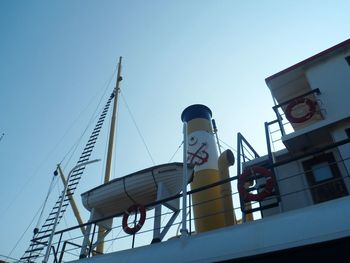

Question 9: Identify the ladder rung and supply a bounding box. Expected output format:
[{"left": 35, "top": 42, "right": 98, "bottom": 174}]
[
  {"left": 67, "top": 183, "right": 78, "bottom": 189},
  {"left": 77, "top": 158, "right": 89, "bottom": 164},
  {"left": 21, "top": 255, "right": 40, "bottom": 260},
  {"left": 38, "top": 229, "right": 51, "bottom": 234},
  {"left": 42, "top": 222, "right": 55, "bottom": 228},
  {"left": 73, "top": 167, "right": 85, "bottom": 173},
  {"left": 88, "top": 134, "right": 98, "bottom": 140},
  {"left": 48, "top": 208, "right": 67, "bottom": 219},
  {"left": 52, "top": 204, "right": 68, "bottom": 213},
  {"left": 68, "top": 176, "right": 81, "bottom": 183},
  {"left": 92, "top": 130, "right": 100, "bottom": 136},
  {"left": 67, "top": 187, "right": 76, "bottom": 192},
  {"left": 70, "top": 173, "right": 83, "bottom": 179},
  {"left": 60, "top": 209, "right": 66, "bottom": 214},
  {"left": 49, "top": 207, "right": 66, "bottom": 215},
  {"left": 68, "top": 180, "right": 79, "bottom": 188},
  {"left": 81, "top": 149, "right": 93, "bottom": 156},
  {"left": 69, "top": 174, "right": 82, "bottom": 181},
  {"left": 46, "top": 217, "right": 56, "bottom": 222},
  {"left": 86, "top": 140, "right": 96, "bottom": 147},
  {"left": 79, "top": 156, "right": 89, "bottom": 161},
  {"left": 80, "top": 154, "right": 90, "bottom": 159},
  {"left": 83, "top": 145, "right": 94, "bottom": 152},
  {"left": 67, "top": 184, "right": 78, "bottom": 189},
  {"left": 25, "top": 247, "right": 44, "bottom": 253},
  {"left": 71, "top": 170, "right": 84, "bottom": 177}
]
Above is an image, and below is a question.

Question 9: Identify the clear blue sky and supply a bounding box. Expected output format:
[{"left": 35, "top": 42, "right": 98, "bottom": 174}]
[{"left": 0, "top": 0, "right": 349, "bottom": 260}]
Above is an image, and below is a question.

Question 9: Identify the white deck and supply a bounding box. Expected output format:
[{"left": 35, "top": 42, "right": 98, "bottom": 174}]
[{"left": 70, "top": 195, "right": 350, "bottom": 263}]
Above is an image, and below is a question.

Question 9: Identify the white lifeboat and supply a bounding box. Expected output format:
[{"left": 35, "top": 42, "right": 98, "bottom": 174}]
[{"left": 81, "top": 162, "right": 192, "bottom": 218}]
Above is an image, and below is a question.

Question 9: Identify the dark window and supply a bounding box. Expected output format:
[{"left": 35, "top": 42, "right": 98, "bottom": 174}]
[
  {"left": 302, "top": 152, "right": 348, "bottom": 204},
  {"left": 345, "top": 56, "right": 350, "bottom": 66},
  {"left": 345, "top": 128, "right": 350, "bottom": 138}
]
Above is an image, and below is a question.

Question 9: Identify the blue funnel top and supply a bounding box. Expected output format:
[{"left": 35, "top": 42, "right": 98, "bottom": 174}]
[{"left": 181, "top": 104, "right": 212, "bottom": 122}]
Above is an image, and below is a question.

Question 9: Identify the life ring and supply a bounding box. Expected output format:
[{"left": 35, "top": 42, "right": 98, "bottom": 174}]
[
  {"left": 285, "top": 97, "right": 316, "bottom": 123},
  {"left": 122, "top": 204, "right": 146, "bottom": 235},
  {"left": 237, "top": 166, "right": 274, "bottom": 202}
]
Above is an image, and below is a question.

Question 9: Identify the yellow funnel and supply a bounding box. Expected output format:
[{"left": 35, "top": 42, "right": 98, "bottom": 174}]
[{"left": 181, "top": 104, "right": 235, "bottom": 233}]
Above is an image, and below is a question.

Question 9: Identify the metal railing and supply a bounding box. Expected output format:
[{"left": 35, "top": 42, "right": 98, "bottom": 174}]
[
  {"left": 22, "top": 137, "right": 350, "bottom": 263},
  {"left": 271, "top": 88, "right": 322, "bottom": 138}
]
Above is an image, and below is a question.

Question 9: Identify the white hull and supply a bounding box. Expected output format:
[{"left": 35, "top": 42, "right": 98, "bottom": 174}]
[{"left": 73, "top": 196, "right": 350, "bottom": 262}]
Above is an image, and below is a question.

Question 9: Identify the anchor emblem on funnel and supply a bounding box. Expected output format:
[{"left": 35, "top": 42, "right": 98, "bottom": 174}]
[{"left": 187, "top": 136, "right": 209, "bottom": 166}]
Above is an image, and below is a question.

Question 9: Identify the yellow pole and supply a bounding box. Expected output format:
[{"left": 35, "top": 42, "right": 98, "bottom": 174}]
[
  {"left": 96, "top": 57, "right": 123, "bottom": 254},
  {"left": 218, "top": 149, "right": 237, "bottom": 226},
  {"left": 104, "top": 56, "right": 122, "bottom": 183},
  {"left": 57, "top": 164, "right": 86, "bottom": 235}
]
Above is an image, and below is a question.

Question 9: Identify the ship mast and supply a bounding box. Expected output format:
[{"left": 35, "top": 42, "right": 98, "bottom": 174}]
[
  {"left": 104, "top": 56, "right": 122, "bottom": 183},
  {"left": 96, "top": 56, "right": 123, "bottom": 254}
]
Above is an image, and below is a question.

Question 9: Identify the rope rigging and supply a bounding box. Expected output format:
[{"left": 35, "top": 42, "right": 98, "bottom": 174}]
[
  {"left": 34, "top": 173, "right": 59, "bottom": 234},
  {"left": 218, "top": 138, "right": 237, "bottom": 154},
  {"left": 120, "top": 92, "right": 156, "bottom": 165},
  {"left": 60, "top": 67, "right": 118, "bottom": 168},
  {"left": 20, "top": 75, "right": 117, "bottom": 263},
  {"left": 0, "top": 70, "right": 118, "bottom": 226},
  {"left": 168, "top": 141, "right": 184, "bottom": 162},
  {"left": 7, "top": 206, "right": 41, "bottom": 259}
]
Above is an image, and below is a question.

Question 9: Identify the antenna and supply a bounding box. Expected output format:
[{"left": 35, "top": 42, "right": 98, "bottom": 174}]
[{"left": 212, "top": 120, "right": 222, "bottom": 154}]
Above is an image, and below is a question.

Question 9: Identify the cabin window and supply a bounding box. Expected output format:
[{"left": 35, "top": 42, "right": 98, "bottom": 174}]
[
  {"left": 302, "top": 152, "right": 348, "bottom": 204},
  {"left": 345, "top": 56, "right": 350, "bottom": 66},
  {"left": 345, "top": 128, "right": 350, "bottom": 138},
  {"left": 311, "top": 163, "right": 333, "bottom": 182}
]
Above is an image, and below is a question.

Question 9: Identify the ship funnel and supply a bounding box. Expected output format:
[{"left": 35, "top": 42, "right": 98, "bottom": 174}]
[{"left": 181, "top": 104, "right": 236, "bottom": 233}]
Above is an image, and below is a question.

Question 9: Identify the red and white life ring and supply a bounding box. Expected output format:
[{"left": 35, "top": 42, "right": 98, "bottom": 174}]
[
  {"left": 122, "top": 204, "right": 146, "bottom": 235},
  {"left": 237, "top": 166, "right": 274, "bottom": 202},
  {"left": 285, "top": 97, "right": 316, "bottom": 123}
]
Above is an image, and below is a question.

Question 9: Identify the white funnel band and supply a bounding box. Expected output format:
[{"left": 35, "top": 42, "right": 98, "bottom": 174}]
[{"left": 187, "top": 130, "right": 218, "bottom": 172}]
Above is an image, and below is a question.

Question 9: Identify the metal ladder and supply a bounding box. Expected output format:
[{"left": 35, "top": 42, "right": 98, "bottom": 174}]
[{"left": 20, "top": 91, "right": 115, "bottom": 262}]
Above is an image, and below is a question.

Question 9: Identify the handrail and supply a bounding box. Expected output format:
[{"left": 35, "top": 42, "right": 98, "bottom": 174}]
[
  {"left": 271, "top": 88, "right": 321, "bottom": 136},
  {"left": 272, "top": 88, "right": 321, "bottom": 110},
  {"left": 36, "top": 137, "right": 350, "bottom": 262},
  {"left": 33, "top": 137, "right": 350, "bottom": 244}
]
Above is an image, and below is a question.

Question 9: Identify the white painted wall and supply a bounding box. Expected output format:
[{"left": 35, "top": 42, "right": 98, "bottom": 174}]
[
  {"left": 275, "top": 160, "right": 312, "bottom": 211},
  {"left": 306, "top": 50, "right": 350, "bottom": 124},
  {"left": 261, "top": 155, "right": 312, "bottom": 218},
  {"left": 330, "top": 120, "right": 350, "bottom": 191}
]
